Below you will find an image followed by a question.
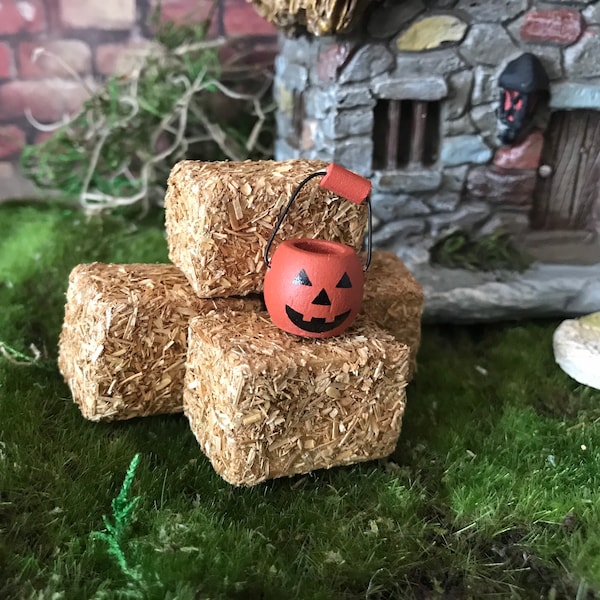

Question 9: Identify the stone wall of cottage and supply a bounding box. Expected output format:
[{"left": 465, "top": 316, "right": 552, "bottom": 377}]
[
  {"left": 0, "top": 0, "right": 275, "bottom": 198},
  {"left": 274, "top": 0, "right": 600, "bottom": 259}
]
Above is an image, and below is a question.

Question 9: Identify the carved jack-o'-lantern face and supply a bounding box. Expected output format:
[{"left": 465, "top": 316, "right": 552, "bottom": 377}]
[
  {"left": 286, "top": 267, "right": 354, "bottom": 334},
  {"left": 264, "top": 239, "right": 364, "bottom": 339}
]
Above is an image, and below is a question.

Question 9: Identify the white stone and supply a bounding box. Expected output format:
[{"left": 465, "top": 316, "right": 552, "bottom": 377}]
[{"left": 553, "top": 314, "right": 600, "bottom": 390}]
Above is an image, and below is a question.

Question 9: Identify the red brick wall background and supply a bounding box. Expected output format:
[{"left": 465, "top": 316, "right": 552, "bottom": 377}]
[{"left": 0, "top": 0, "right": 276, "bottom": 197}]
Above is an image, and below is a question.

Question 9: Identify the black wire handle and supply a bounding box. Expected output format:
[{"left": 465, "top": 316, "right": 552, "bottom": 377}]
[{"left": 263, "top": 171, "right": 373, "bottom": 271}]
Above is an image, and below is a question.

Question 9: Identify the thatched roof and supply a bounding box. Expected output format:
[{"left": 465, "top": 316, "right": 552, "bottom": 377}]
[{"left": 249, "top": 0, "right": 373, "bottom": 36}]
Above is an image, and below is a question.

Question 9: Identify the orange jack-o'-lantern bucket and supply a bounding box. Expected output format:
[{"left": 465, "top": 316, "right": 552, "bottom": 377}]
[{"left": 263, "top": 163, "right": 372, "bottom": 339}]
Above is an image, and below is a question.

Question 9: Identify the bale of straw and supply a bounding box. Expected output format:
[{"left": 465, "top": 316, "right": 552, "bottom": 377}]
[
  {"left": 249, "top": 0, "right": 370, "bottom": 35},
  {"left": 165, "top": 159, "right": 367, "bottom": 298},
  {"left": 184, "top": 311, "right": 410, "bottom": 486},
  {"left": 58, "top": 262, "right": 262, "bottom": 422},
  {"left": 363, "top": 251, "right": 424, "bottom": 378}
]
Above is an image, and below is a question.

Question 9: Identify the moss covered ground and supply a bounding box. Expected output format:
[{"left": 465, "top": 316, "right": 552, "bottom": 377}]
[{"left": 1, "top": 203, "right": 599, "bottom": 599}]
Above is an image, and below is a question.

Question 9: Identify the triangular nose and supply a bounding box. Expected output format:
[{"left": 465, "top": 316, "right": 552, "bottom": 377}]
[{"left": 312, "top": 288, "right": 331, "bottom": 306}]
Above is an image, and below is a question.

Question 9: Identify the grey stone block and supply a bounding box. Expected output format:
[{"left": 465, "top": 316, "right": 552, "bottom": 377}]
[
  {"left": 441, "top": 135, "right": 493, "bottom": 166},
  {"left": 387, "top": 49, "right": 465, "bottom": 78},
  {"left": 274, "top": 138, "right": 300, "bottom": 161},
  {"left": 568, "top": 279, "right": 600, "bottom": 314},
  {"left": 443, "top": 115, "right": 477, "bottom": 137},
  {"left": 372, "top": 169, "right": 443, "bottom": 192},
  {"left": 520, "top": 45, "right": 564, "bottom": 81},
  {"left": 372, "top": 218, "right": 427, "bottom": 245},
  {"left": 565, "top": 28, "right": 600, "bottom": 78},
  {"left": 371, "top": 193, "right": 431, "bottom": 221},
  {"left": 459, "top": 24, "right": 518, "bottom": 67},
  {"left": 442, "top": 165, "right": 469, "bottom": 193},
  {"left": 455, "top": 0, "right": 528, "bottom": 22},
  {"left": 334, "top": 109, "right": 374, "bottom": 138},
  {"left": 333, "top": 138, "right": 374, "bottom": 176},
  {"left": 309, "top": 120, "right": 335, "bottom": 154},
  {"left": 279, "top": 34, "right": 318, "bottom": 65},
  {"left": 470, "top": 103, "right": 498, "bottom": 143},
  {"left": 392, "top": 243, "right": 432, "bottom": 270},
  {"left": 275, "top": 55, "right": 308, "bottom": 91},
  {"left": 339, "top": 45, "right": 395, "bottom": 84},
  {"left": 417, "top": 262, "right": 600, "bottom": 323},
  {"left": 472, "top": 65, "right": 499, "bottom": 106},
  {"left": 550, "top": 81, "right": 600, "bottom": 109},
  {"left": 372, "top": 77, "right": 447, "bottom": 100},
  {"left": 304, "top": 87, "right": 336, "bottom": 119},
  {"left": 584, "top": 4, "right": 600, "bottom": 25},
  {"left": 428, "top": 201, "right": 491, "bottom": 238},
  {"left": 275, "top": 112, "right": 295, "bottom": 145},
  {"left": 316, "top": 113, "right": 336, "bottom": 140},
  {"left": 446, "top": 70, "right": 473, "bottom": 119},
  {"left": 336, "top": 85, "right": 376, "bottom": 108},
  {"left": 478, "top": 209, "right": 531, "bottom": 236},
  {"left": 428, "top": 191, "right": 462, "bottom": 213}
]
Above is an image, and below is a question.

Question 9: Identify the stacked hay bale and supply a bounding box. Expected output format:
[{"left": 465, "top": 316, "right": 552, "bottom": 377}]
[
  {"left": 185, "top": 311, "right": 410, "bottom": 486},
  {"left": 165, "top": 159, "right": 366, "bottom": 298},
  {"left": 58, "top": 159, "right": 424, "bottom": 486},
  {"left": 58, "top": 263, "right": 263, "bottom": 421}
]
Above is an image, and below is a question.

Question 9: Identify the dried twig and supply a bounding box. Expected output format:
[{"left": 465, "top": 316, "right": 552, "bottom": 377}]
[{"left": 23, "top": 24, "right": 274, "bottom": 215}]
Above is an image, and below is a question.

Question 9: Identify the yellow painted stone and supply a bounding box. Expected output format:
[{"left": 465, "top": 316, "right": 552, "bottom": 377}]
[
  {"left": 397, "top": 15, "right": 468, "bottom": 51},
  {"left": 276, "top": 84, "right": 294, "bottom": 115},
  {"left": 580, "top": 312, "right": 600, "bottom": 330}
]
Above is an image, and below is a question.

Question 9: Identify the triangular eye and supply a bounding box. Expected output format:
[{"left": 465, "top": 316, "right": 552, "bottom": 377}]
[
  {"left": 336, "top": 272, "right": 352, "bottom": 288},
  {"left": 292, "top": 269, "right": 312, "bottom": 286}
]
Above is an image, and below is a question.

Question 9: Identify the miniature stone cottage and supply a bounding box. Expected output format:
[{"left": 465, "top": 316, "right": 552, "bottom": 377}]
[{"left": 256, "top": 0, "right": 600, "bottom": 266}]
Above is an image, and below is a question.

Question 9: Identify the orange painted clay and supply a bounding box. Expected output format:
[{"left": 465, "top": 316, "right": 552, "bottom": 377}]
[
  {"left": 264, "top": 238, "right": 364, "bottom": 338},
  {"left": 320, "top": 163, "right": 371, "bottom": 204}
]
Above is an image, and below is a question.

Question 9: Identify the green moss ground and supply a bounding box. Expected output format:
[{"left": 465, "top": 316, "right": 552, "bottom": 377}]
[{"left": 1, "top": 204, "right": 599, "bottom": 599}]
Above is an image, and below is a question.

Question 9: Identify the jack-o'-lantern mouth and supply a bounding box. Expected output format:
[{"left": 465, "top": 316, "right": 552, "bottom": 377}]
[{"left": 285, "top": 305, "right": 351, "bottom": 334}]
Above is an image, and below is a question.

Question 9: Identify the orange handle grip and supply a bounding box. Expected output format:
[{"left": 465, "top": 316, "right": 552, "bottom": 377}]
[{"left": 319, "top": 163, "right": 371, "bottom": 204}]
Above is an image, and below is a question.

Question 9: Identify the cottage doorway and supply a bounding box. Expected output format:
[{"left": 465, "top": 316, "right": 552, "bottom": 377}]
[{"left": 531, "top": 109, "right": 600, "bottom": 231}]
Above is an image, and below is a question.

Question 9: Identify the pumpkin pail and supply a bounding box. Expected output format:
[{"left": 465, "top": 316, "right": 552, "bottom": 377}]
[{"left": 263, "top": 163, "right": 372, "bottom": 338}]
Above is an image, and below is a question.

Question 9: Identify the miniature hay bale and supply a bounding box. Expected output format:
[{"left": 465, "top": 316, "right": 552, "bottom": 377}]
[
  {"left": 249, "top": 0, "right": 370, "bottom": 35},
  {"left": 165, "top": 159, "right": 367, "bottom": 298},
  {"left": 184, "top": 311, "right": 410, "bottom": 486},
  {"left": 58, "top": 263, "right": 262, "bottom": 422},
  {"left": 363, "top": 251, "right": 424, "bottom": 378}
]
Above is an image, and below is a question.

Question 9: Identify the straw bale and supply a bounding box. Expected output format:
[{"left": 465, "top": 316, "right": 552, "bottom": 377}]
[
  {"left": 165, "top": 159, "right": 367, "bottom": 298},
  {"left": 249, "top": 0, "right": 370, "bottom": 35},
  {"left": 363, "top": 251, "right": 424, "bottom": 378},
  {"left": 58, "top": 263, "right": 262, "bottom": 422},
  {"left": 184, "top": 311, "right": 409, "bottom": 486}
]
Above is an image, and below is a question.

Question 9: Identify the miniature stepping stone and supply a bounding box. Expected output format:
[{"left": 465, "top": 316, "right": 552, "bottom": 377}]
[
  {"left": 553, "top": 312, "right": 600, "bottom": 390},
  {"left": 165, "top": 159, "right": 366, "bottom": 298},
  {"left": 184, "top": 310, "right": 410, "bottom": 486},
  {"left": 58, "top": 263, "right": 262, "bottom": 421}
]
